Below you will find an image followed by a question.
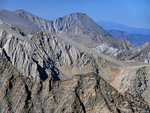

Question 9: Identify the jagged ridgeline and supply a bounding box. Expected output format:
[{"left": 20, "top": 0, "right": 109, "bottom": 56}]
[{"left": 0, "top": 9, "right": 150, "bottom": 113}]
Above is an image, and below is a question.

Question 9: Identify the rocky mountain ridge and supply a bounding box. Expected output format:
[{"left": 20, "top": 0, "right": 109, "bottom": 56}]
[
  {"left": 0, "top": 21, "right": 99, "bottom": 80},
  {"left": 0, "top": 9, "right": 134, "bottom": 51},
  {"left": 0, "top": 20, "right": 130, "bottom": 82}
]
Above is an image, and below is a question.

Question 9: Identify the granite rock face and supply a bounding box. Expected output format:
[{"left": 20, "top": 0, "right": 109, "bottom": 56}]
[{"left": 0, "top": 59, "right": 150, "bottom": 113}]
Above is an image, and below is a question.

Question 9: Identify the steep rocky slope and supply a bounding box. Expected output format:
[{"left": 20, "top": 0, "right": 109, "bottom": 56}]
[
  {"left": 0, "top": 21, "right": 100, "bottom": 80},
  {"left": 117, "top": 42, "right": 150, "bottom": 63},
  {"left": 0, "top": 59, "right": 150, "bottom": 113}
]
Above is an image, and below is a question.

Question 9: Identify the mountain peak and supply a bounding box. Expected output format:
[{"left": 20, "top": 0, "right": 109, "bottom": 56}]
[
  {"left": 0, "top": 9, "right": 9, "bottom": 12},
  {"left": 66, "top": 12, "right": 90, "bottom": 20},
  {"left": 53, "top": 12, "right": 109, "bottom": 35},
  {"left": 14, "top": 9, "right": 29, "bottom": 14},
  {"left": 68, "top": 12, "right": 87, "bottom": 16},
  {"left": 15, "top": 9, "right": 25, "bottom": 12},
  {"left": 55, "top": 12, "right": 89, "bottom": 23}
]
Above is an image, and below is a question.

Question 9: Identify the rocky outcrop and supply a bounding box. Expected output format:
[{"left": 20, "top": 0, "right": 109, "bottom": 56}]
[
  {"left": 110, "top": 64, "right": 150, "bottom": 107},
  {"left": 117, "top": 42, "right": 150, "bottom": 63},
  {"left": 0, "top": 59, "right": 149, "bottom": 113},
  {"left": 93, "top": 38, "right": 133, "bottom": 57}
]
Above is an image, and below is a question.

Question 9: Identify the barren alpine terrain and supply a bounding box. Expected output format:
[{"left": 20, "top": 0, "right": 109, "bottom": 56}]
[{"left": 0, "top": 9, "right": 150, "bottom": 113}]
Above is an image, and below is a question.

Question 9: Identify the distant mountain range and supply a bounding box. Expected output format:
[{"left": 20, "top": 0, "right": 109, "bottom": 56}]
[
  {"left": 108, "top": 30, "right": 150, "bottom": 46},
  {"left": 98, "top": 21, "right": 150, "bottom": 35},
  {"left": 98, "top": 21, "right": 150, "bottom": 46}
]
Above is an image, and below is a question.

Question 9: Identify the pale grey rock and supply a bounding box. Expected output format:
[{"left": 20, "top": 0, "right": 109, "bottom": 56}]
[
  {"left": 0, "top": 22, "right": 100, "bottom": 80},
  {"left": 93, "top": 43, "right": 121, "bottom": 57},
  {"left": 93, "top": 38, "right": 134, "bottom": 58}
]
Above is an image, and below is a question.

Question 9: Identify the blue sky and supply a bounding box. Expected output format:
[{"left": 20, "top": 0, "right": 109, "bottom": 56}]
[{"left": 0, "top": 0, "right": 150, "bottom": 29}]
